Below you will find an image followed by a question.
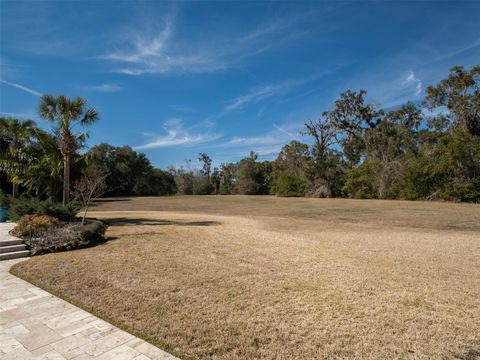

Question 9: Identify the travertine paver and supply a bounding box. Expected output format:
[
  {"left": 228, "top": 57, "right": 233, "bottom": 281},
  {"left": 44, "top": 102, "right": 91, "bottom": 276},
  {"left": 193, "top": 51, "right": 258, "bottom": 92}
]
[{"left": 0, "top": 223, "right": 179, "bottom": 360}]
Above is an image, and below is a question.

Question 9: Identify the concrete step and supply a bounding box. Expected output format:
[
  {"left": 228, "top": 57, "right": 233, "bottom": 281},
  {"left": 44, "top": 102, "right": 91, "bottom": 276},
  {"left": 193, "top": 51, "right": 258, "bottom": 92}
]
[
  {"left": 0, "top": 244, "right": 27, "bottom": 254},
  {"left": 0, "top": 238, "right": 24, "bottom": 247},
  {"left": 0, "top": 250, "right": 30, "bottom": 261}
]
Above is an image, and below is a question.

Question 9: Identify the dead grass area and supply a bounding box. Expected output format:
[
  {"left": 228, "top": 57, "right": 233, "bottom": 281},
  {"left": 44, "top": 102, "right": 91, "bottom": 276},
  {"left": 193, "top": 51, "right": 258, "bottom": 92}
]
[{"left": 11, "top": 196, "right": 480, "bottom": 359}]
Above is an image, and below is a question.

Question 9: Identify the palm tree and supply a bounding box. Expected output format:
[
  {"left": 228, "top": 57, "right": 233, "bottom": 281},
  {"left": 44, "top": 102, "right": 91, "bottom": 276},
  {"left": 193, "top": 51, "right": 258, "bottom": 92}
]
[
  {"left": 39, "top": 95, "right": 99, "bottom": 206},
  {"left": 22, "top": 129, "right": 64, "bottom": 199},
  {"left": 0, "top": 128, "right": 75, "bottom": 200},
  {"left": 0, "top": 118, "right": 37, "bottom": 197}
]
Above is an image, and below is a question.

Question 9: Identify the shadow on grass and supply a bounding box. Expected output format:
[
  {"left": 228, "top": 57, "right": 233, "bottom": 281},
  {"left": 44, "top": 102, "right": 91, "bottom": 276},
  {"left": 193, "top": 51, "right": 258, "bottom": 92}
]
[
  {"left": 104, "top": 217, "right": 221, "bottom": 227},
  {"left": 91, "top": 198, "right": 132, "bottom": 205},
  {"left": 453, "top": 349, "right": 480, "bottom": 360}
]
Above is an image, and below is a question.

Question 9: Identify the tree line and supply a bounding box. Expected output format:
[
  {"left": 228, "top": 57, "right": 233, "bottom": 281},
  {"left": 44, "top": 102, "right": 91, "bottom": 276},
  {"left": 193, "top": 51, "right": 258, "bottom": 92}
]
[
  {"left": 171, "top": 65, "right": 480, "bottom": 202},
  {"left": 1, "top": 65, "right": 479, "bottom": 203}
]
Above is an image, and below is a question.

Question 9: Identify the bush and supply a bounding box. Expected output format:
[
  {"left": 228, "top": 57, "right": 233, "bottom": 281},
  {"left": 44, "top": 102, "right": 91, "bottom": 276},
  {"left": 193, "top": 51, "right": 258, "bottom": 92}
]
[
  {"left": 25, "top": 220, "right": 107, "bottom": 256},
  {"left": 68, "top": 220, "right": 107, "bottom": 243},
  {"left": 272, "top": 175, "right": 308, "bottom": 197},
  {"left": 7, "top": 196, "right": 79, "bottom": 221},
  {"left": 343, "top": 162, "right": 380, "bottom": 199},
  {"left": 192, "top": 177, "right": 214, "bottom": 195},
  {"left": 219, "top": 185, "right": 234, "bottom": 195},
  {"left": 11, "top": 214, "right": 61, "bottom": 237},
  {"left": 0, "top": 190, "right": 11, "bottom": 207},
  {"left": 430, "top": 131, "right": 480, "bottom": 202},
  {"left": 400, "top": 156, "right": 437, "bottom": 200},
  {"left": 400, "top": 130, "right": 480, "bottom": 202}
]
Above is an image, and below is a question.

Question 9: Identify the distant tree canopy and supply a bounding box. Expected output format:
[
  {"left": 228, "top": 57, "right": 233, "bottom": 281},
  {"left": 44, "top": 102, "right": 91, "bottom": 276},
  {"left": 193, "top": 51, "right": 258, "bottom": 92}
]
[
  {"left": 169, "top": 65, "right": 480, "bottom": 202},
  {"left": 86, "top": 144, "right": 176, "bottom": 196},
  {"left": 1, "top": 65, "right": 479, "bottom": 203}
]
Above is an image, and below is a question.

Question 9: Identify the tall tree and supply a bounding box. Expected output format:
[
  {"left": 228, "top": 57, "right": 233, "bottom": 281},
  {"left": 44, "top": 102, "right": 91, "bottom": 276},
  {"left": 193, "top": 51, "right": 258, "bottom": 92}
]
[
  {"left": 219, "top": 162, "right": 237, "bottom": 194},
  {"left": 198, "top": 153, "right": 212, "bottom": 180},
  {"left": 236, "top": 152, "right": 273, "bottom": 195},
  {"left": 301, "top": 116, "right": 345, "bottom": 197},
  {"left": 425, "top": 65, "right": 480, "bottom": 136},
  {"left": 274, "top": 140, "right": 311, "bottom": 179},
  {"left": 0, "top": 118, "right": 37, "bottom": 197},
  {"left": 361, "top": 103, "right": 422, "bottom": 198},
  {"left": 326, "top": 90, "right": 384, "bottom": 165},
  {"left": 39, "top": 95, "right": 98, "bottom": 206}
]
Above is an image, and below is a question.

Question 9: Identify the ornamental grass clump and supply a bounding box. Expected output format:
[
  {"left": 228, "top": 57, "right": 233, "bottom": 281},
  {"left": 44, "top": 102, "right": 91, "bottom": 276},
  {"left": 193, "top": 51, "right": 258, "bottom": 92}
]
[{"left": 11, "top": 214, "right": 61, "bottom": 237}]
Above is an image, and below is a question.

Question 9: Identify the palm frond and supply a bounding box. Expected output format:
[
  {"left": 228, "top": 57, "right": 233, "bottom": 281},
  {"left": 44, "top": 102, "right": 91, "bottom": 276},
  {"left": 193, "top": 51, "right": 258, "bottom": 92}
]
[
  {"left": 39, "top": 94, "right": 58, "bottom": 121},
  {"left": 81, "top": 108, "right": 99, "bottom": 125}
]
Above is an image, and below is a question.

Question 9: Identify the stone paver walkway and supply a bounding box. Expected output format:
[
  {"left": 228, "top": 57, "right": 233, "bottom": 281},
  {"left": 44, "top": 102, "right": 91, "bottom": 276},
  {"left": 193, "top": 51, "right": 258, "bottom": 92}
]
[{"left": 0, "top": 223, "right": 179, "bottom": 360}]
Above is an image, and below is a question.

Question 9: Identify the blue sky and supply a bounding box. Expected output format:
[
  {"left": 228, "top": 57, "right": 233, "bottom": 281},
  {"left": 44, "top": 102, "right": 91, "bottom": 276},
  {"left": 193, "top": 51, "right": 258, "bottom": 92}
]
[{"left": 1, "top": 1, "right": 479, "bottom": 168}]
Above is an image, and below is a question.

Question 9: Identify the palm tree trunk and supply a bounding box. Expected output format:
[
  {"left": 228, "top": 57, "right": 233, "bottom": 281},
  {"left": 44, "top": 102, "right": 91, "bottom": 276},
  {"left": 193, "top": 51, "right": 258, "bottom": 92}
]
[
  {"left": 63, "top": 155, "right": 70, "bottom": 206},
  {"left": 12, "top": 183, "right": 19, "bottom": 198}
]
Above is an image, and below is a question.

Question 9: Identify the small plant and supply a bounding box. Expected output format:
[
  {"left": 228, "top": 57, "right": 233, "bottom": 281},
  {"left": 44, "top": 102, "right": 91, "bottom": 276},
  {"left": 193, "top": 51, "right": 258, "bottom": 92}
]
[
  {"left": 11, "top": 214, "right": 61, "bottom": 237},
  {"left": 73, "top": 167, "right": 110, "bottom": 224}
]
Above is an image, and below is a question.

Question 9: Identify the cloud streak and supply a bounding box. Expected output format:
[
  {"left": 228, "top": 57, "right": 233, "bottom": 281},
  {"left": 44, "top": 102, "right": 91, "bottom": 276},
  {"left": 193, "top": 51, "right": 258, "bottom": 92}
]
[
  {"left": 212, "top": 122, "right": 302, "bottom": 158},
  {"left": 102, "top": 14, "right": 307, "bottom": 76},
  {"left": 134, "top": 118, "right": 221, "bottom": 150},
  {"left": 215, "top": 70, "right": 338, "bottom": 122},
  {"left": 83, "top": 83, "right": 123, "bottom": 92},
  {"left": 103, "top": 17, "right": 226, "bottom": 75},
  {"left": 0, "top": 111, "right": 38, "bottom": 119},
  {"left": 405, "top": 70, "right": 422, "bottom": 96},
  {"left": 0, "top": 79, "right": 43, "bottom": 97},
  {"left": 225, "top": 84, "right": 283, "bottom": 112}
]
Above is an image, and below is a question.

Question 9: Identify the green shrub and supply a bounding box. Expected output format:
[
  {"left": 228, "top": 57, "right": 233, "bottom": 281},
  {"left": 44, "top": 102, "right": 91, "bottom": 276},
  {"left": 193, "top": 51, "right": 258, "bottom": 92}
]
[
  {"left": 272, "top": 175, "right": 308, "bottom": 197},
  {"left": 400, "top": 130, "right": 480, "bottom": 202},
  {"left": 431, "top": 131, "right": 480, "bottom": 202},
  {"left": 343, "top": 162, "right": 380, "bottom": 199},
  {"left": 7, "top": 197, "right": 42, "bottom": 221},
  {"left": 68, "top": 220, "right": 107, "bottom": 243},
  {"left": 0, "top": 190, "right": 11, "bottom": 207},
  {"left": 7, "top": 196, "right": 79, "bottom": 221},
  {"left": 219, "top": 185, "right": 233, "bottom": 195},
  {"left": 40, "top": 199, "right": 80, "bottom": 221},
  {"left": 400, "top": 156, "right": 438, "bottom": 200}
]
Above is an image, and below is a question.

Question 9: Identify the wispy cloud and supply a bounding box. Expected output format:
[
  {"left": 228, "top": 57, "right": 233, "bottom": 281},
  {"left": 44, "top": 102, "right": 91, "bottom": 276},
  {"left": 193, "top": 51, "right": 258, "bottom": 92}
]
[
  {"left": 272, "top": 123, "right": 300, "bottom": 141},
  {"left": 214, "top": 122, "right": 301, "bottom": 158},
  {"left": 430, "top": 38, "right": 480, "bottom": 64},
  {"left": 226, "top": 74, "right": 330, "bottom": 112},
  {"left": 102, "top": 14, "right": 307, "bottom": 76},
  {"left": 212, "top": 70, "right": 339, "bottom": 123},
  {"left": 222, "top": 136, "right": 285, "bottom": 157},
  {"left": 134, "top": 118, "right": 221, "bottom": 150},
  {"left": 171, "top": 105, "right": 196, "bottom": 114},
  {"left": 224, "top": 135, "right": 281, "bottom": 148},
  {"left": 405, "top": 70, "right": 422, "bottom": 96},
  {"left": 0, "top": 111, "right": 38, "bottom": 119},
  {"left": 225, "top": 84, "right": 283, "bottom": 112},
  {"left": 0, "top": 79, "right": 43, "bottom": 97},
  {"left": 83, "top": 83, "right": 123, "bottom": 92},
  {"left": 103, "top": 17, "right": 226, "bottom": 75},
  {"left": 359, "top": 69, "right": 426, "bottom": 109}
]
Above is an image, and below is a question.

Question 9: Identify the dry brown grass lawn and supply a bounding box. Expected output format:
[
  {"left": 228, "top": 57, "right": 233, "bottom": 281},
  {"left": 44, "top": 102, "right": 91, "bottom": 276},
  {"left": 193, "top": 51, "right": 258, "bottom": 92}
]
[{"left": 11, "top": 196, "right": 480, "bottom": 359}]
